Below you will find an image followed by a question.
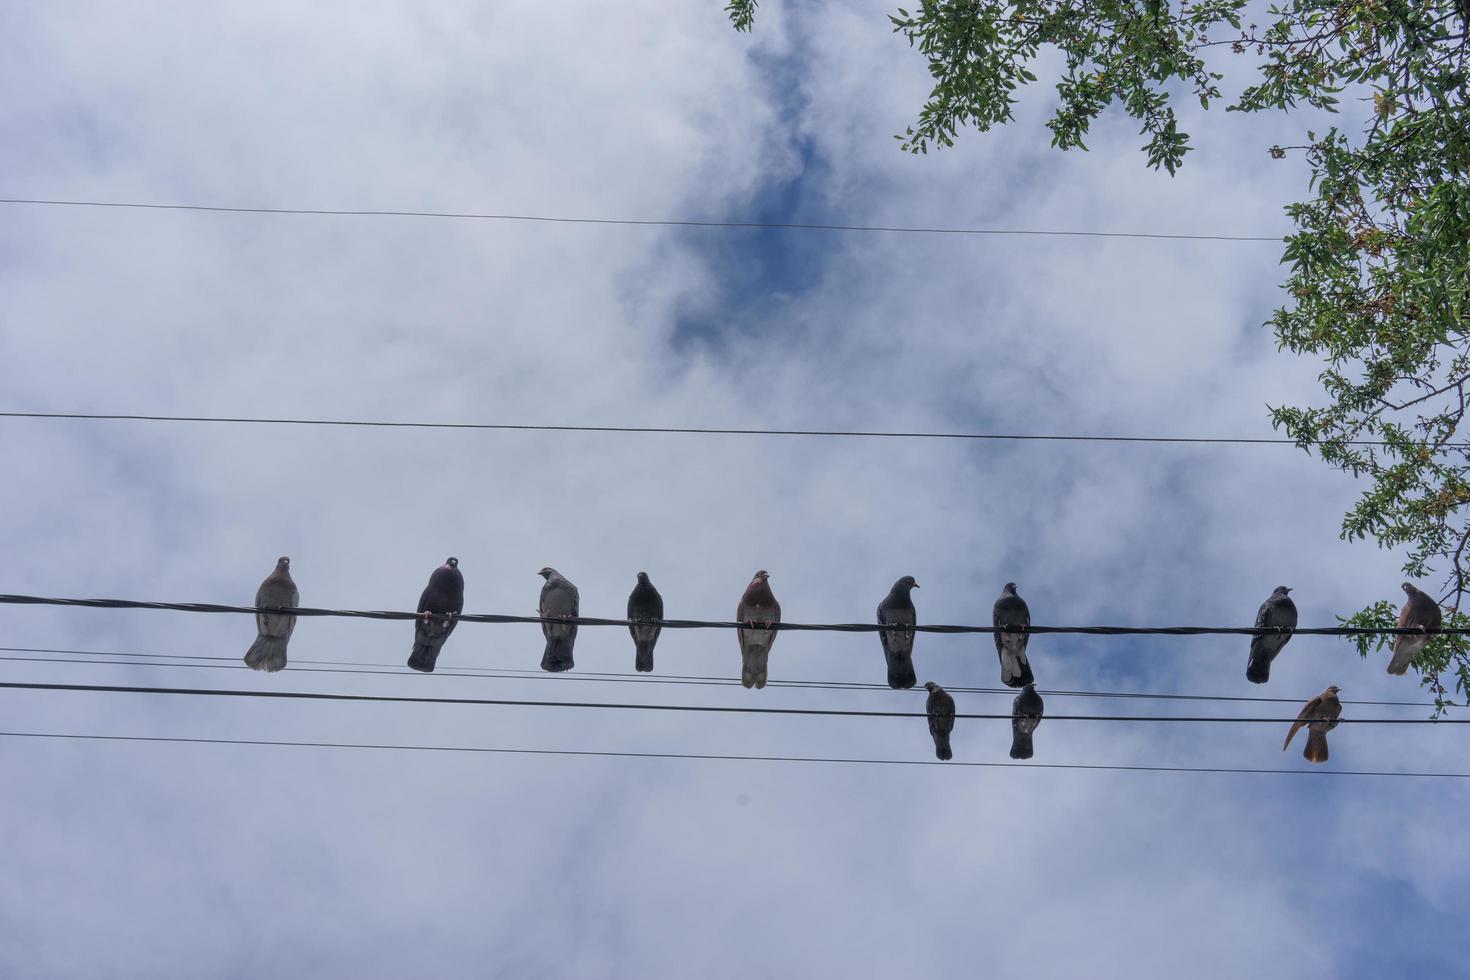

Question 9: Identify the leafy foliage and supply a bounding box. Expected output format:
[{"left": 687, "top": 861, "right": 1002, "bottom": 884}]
[{"left": 729, "top": 0, "right": 1470, "bottom": 708}]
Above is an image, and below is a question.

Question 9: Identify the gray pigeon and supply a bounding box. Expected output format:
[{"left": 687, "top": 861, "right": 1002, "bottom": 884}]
[
  {"left": 924, "top": 681, "right": 955, "bottom": 761},
  {"left": 1284, "top": 685, "right": 1342, "bottom": 763},
  {"left": 877, "top": 576, "right": 920, "bottom": 689},
  {"left": 1246, "top": 586, "right": 1298, "bottom": 684},
  {"left": 539, "top": 567, "right": 580, "bottom": 672},
  {"left": 244, "top": 556, "right": 297, "bottom": 673},
  {"left": 408, "top": 557, "right": 463, "bottom": 673},
  {"left": 736, "top": 570, "right": 780, "bottom": 689},
  {"left": 1387, "top": 582, "right": 1442, "bottom": 675},
  {"left": 627, "top": 571, "right": 664, "bottom": 673},
  {"left": 993, "top": 582, "right": 1035, "bottom": 688},
  {"left": 1009, "top": 683, "right": 1045, "bottom": 760}
]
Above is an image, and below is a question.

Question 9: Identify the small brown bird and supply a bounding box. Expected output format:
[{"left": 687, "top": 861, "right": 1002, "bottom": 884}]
[
  {"left": 1283, "top": 685, "right": 1343, "bottom": 764},
  {"left": 1387, "top": 582, "right": 1442, "bottom": 675},
  {"left": 736, "top": 570, "right": 780, "bottom": 689},
  {"left": 244, "top": 556, "right": 298, "bottom": 672},
  {"left": 924, "top": 681, "right": 956, "bottom": 761}
]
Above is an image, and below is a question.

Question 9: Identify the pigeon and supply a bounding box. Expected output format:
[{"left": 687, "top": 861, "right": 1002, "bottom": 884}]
[
  {"left": 1009, "top": 683, "right": 1045, "bottom": 760},
  {"left": 244, "top": 556, "right": 298, "bottom": 673},
  {"left": 627, "top": 571, "right": 664, "bottom": 673},
  {"left": 876, "top": 575, "right": 920, "bottom": 690},
  {"left": 1387, "top": 582, "right": 1442, "bottom": 675},
  {"left": 1246, "top": 586, "right": 1298, "bottom": 684},
  {"left": 1283, "top": 685, "right": 1343, "bottom": 763},
  {"left": 736, "top": 570, "right": 780, "bottom": 689},
  {"left": 924, "top": 681, "right": 956, "bottom": 761},
  {"left": 993, "top": 582, "right": 1035, "bottom": 688},
  {"left": 407, "top": 557, "right": 464, "bottom": 673},
  {"left": 539, "top": 567, "right": 580, "bottom": 672}
]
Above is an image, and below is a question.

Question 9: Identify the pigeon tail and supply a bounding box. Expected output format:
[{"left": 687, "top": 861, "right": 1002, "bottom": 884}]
[
  {"left": 244, "top": 636, "right": 289, "bottom": 673},
  {"left": 634, "top": 641, "right": 655, "bottom": 673},
  {"left": 407, "top": 641, "right": 441, "bottom": 673},
  {"left": 1009, "top": 732, "right": 1034, "bottom": 760},
  {"left": 886, "top": 655, "right": 917, "bottom": 691},
  {"left": 1387, "top": 639, "right": 1421, "bottom": 675},
  {"left": 1246, "top": 644, "right": 1272, "bottom": 684},
  {"left": 1001, "top": 652, "right": 1034, "bottom": 689},
  {"left": 933, "top": 735, "right": 952, "bottom": 761},
  {"left": 1304, "top": 730, "right": 1330, "bottom": 763},
  {"left": 740, "top": 648, "right": 770, "bottom": 689},
  {"left": 542, "top": 638, "right": 575, "bottom": 673}
]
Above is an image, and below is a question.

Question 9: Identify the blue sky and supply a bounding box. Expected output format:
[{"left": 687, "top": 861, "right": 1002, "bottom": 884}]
[{"left": 1, "top": 2, "right": 1466, "bottom": 977}]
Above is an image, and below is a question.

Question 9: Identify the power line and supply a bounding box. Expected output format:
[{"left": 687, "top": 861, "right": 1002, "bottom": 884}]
[
  {"left": 0, "top": 679, "right": 1460, "bottom": 723},
  {"left": 4, "top": 730, "right": 1462, "bottom": 778},
  {"left": 0, "top": 410, "right": 1425, "bottom": 448},
  {"left": 0, "top": 646, "right": 1445, "bottom": 708},
  {"left": 0, "top": 197, "right": 1283, "bottom": 242},
  {"left": 0, "top": 593, "right": 1459, "bottom": 637}
]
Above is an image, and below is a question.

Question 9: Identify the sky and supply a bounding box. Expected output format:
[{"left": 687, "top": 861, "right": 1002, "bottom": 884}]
[{"left": 1, "top": 2, "right": 1466, "bottom": 977}]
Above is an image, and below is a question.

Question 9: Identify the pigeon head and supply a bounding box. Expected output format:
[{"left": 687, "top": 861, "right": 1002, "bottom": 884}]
[
  {"left": 538, "top": 567, "right": 558, "bottom": 580},
  {"left": 1402, "top": 581, "right": 1419, "bottom": 595},
  {"left": 753, "top": 570, "right": 770, "bottom": 582},
  {"left": 445, "top": 557, "right": 459, "bottom": 568},
  {"left": 1275, "top": 585, "right": 1292, "bottom": 595},
  {"left": 1003, "top": 582, "right": 1018, "bottom": 595},
  {"left": 923, "top": 681, "right": 939, "bottom": 692},
  {"left": 276, "top": 556, "right": 290, "bottom": 569},
  {"left": 1324, "top": 685, "right": 1341, "bottom": 697},
  {"left": 637, "top": 571, "right": 651, "bottom": 584},
  {"left": 895, "top": 575, "right": 919, "bottom": 591}
]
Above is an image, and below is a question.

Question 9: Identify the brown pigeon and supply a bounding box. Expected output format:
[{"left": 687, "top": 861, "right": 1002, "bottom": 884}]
[
  {"left": 924, "top": 681, "right": 956, "bottom": 761},
  {"left": 627, "top": 571, "right": 663, "bottom": 673},
  {"left": 539, "top": 567, "right": 580, "bottom": 672},
  {"left": 1009, "top": 683, "right": 1044, "bottom": 760},
  {"left": 993, "top": 582, "right": 1034, "bottom": 688},
  {"left": 244, "top": 556, "right": 297, "bottom": 673},
  {"left": 407, "top": 557, "right": 464, "bottom": 673},
  {"left": 1246, "top": 586, "right": 1298, "bottom": 684},
  {"left": 876, "top": 576, "right": 919, "bottom": 689},
  {"left": 1387, "top": 582, "right": 1442, "bottom": 675},
  {"left": 1283, "top": 685, "right": 1342, "bottom": 763},
  {"left": 736, "top": 570, "right": 780, "bottom": 689}
]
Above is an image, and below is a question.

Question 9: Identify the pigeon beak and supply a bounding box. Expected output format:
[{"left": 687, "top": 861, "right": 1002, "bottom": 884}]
[{"left": 913, "top": 582, "right": 920, "bottom": 589}]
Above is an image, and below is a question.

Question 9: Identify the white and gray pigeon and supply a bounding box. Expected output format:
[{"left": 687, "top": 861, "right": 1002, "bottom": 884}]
[
  {"left": 244, "top": 556, "right": 297, "bottom": 673},
  {"left": 539, "top": 567, "right": 580, "bottom": 672},
  {"left": 736, "top": 570, "right": 780, "bottom": 689},
  {"left": 408, "top": 557, "right": 463, "bottom": 673},
  {"left": 876, "top": 576, "right": 919, "bottom": 690},
  {"left": 627, "top": 571, "right": 664, "bottom": 673},
  {"left": 1388, "top": 582, "right": 1442, "bottom": 675},
  {"left": 1009, "top": 683, "right": 1044, "bottom": 760},
  {"left": 993, "top": 582, "right": 1035, "bottom": 688},
  {"left": 924, "top": 681, "right": 955, "bottom": 761},
  {"left": 1246, "top": 586, "right": 1298, "bottom": 684}
]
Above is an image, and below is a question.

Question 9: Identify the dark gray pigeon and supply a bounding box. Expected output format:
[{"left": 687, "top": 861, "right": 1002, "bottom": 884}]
[
  {"left": 876, "top": 575, "right": 920, "bottom": 689},
  {"left": 408, "top": 557, "right": 463, "bottom": 673},
  {"left": 924, "top": 681, "right": 955, "bottom": 761},
  {"left": 244, "top": 556, "right": 297, "bottom": 673},
  {"left": 736, "top": 570, "right": 780, "bottom": 689},
  {"left": 539, "top": 567, "right": 580, "bottom": 672},
  {"left": 627, "top": 571, "right": 664, "bottom": 673},
  {"left": 1388, "top": 582, "right": 1442, "bottom": 675},
  {"left": 993, "top": 582, "right": 1035, "bottom": 688},
  {"left": 1246, "top": 586, "right": 1298, "bottom": 684},
  {"left": 1009, "top": 684, "right": 1045, "bottom": 760}
]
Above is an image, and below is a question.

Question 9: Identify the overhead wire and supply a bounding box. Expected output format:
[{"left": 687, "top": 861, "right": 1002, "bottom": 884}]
[
  {"left": 0, "top": 593, "right": 1460, "bottom": 637},
  {"left": 3, "top": 730, "right": 1463, "bottom": 778},
  {"left": 0, "top": 410, "right": 1439, "bottom": 448},
  {"left": 0, "top": 197, "right": 1284, "bottom": 242}
]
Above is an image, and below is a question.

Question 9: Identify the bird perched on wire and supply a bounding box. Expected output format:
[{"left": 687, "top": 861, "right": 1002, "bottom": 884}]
[
  {"left": 736, "top": 570, "right": 780, "bottom": 689},
  {"left": 408, "top": 557, "right": 463, "bottom": 673},
  {"left": 1283, "top": 685, "right": 1342, "bottom": 764},
  {"left": 1246, "top": 586, "right": 1297, "bottom": 684},
  {"left": 924, "top": 681, "right": 956, "bottom": 761},
  {"left": 876, "top": 575, "right": 920, "bottom": 690},
  {"left": 244, "top": 556, "right": 297, "bottom": 672},
  {"left": 993, "top": 582, "right": 1035, "bottom": 688},
  {"left": 539, "top": 567, "right": 580, "bottom": 672},
  {"left": 1387, "top": 582, "right": 1442, "bottom": 676},
  {"left": 1009, "top": 683, "right": 1045, "bottom": 760},
  {"left": 627, "top": 571, "right": 663, "bottom": 673}
]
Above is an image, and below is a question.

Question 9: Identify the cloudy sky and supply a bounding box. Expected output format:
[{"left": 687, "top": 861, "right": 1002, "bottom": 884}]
[{"left": 1, "top": 2, "right": 1465, "bottom": 976}]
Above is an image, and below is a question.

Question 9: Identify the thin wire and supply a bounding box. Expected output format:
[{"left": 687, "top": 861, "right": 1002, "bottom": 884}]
[
  {"left": 0, "top": 410, "right": 1430, "bottom": 448},
  {"left": 0, "top": 679, "right": 1458, "bottom": 723},
  {"left": 0, "top": 593, "right": 1459, "bottom": 637},
  {"left": 3, "top": 730, "right": 1462, "bottom": 778},
  {"left": 0, "top": 198, "right": 1284, "bottom": 242},
  {"left": 0, "top": 646, "right": 1445, "bottom": 708}
]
